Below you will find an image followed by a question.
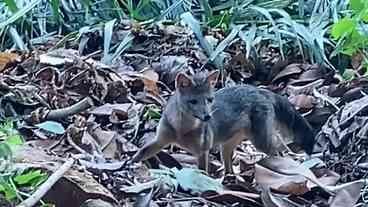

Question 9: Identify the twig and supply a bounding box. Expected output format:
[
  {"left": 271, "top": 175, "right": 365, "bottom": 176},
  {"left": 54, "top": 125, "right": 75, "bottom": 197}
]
[
  {"left": 17, "top": 157, "right": 75, "bottom": 207},
  {"left": 46, "top": 97, "right": 94, "bottom": 120}
]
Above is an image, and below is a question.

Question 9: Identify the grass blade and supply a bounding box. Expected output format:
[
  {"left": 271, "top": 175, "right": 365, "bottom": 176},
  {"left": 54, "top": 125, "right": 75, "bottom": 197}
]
[
  {"left": 198, "top": 0, "right": 213, "bottom": 19},
  {"left": 4, "top": 0, "right": 18, "bottom": 13},
  {"left": 0, "top": 0, "right": 42, "bottom": 29},
  {"left": 238, "top": 24, "right": 257, "bottom": 58},
  {"left": 111, "top": 31, "right": 134, "bottom": 64},
  {"left": 209, "top": 26, "right": 238, "bottom": 62},
  {"left": 181, "top": 12, "right": 223, "bottom": 69},
  {"left": 102, "top": 18, "right": 116, "bottom": 64}
]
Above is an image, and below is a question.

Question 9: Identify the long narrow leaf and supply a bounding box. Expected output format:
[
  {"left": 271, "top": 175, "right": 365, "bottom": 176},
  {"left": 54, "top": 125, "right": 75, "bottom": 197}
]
[
  {"left": 238, "top": 24, "right": 257, "bottom": 58},
  {"left": 4, "top": 0, "right": 18, "bottom": 13},
  {"left": 111, "top": 31, "right": 134, "bottom": 64},
  {"left": 181, "top": 12, "right": 223, "bottom": 69},
  {"left": 198, "top": 0, "right": 213, "bottom": 19},
  {"left": 209, "top": 27, "right": 238, "bottom": 62},
  {"left": 0, "top": 0, "right": 42, "bottom": 29},
  {"left": 155, "top": 0, "right": 184, "bottom": 20},
  {"left": 50, "top": 0, "right": 61, "bottom": 22},
  {"left": 102, "top": 19, "right": 116, "bottom": 64}
]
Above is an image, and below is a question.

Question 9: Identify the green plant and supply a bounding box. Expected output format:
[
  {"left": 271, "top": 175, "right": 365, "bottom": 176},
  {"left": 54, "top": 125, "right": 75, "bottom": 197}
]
[
  {"left": 0, "top": 120, "right": 49, "bottom": 205},
  {"left": 331, "top": 0, "right": 368, "bottom": 56},
  {"left": 0, "top": 170, "right": 48, "bottom": 202}
]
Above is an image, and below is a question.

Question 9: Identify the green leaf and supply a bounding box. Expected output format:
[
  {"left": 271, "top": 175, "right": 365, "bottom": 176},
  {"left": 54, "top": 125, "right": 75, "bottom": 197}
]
[
  {"left": 4, "top": 0, "right": 18, "bottom": 13},
  {"left": 0, "top": 181, "right": 16, "bottom": 201},
  {"left": 209, "top": 27, "right": 238, "bottom": 62},
  {"left": 5, "top": 134, "right": 23, "bottom": 146},
  {"left": 154, "top": 0, "right": 184, "bottom": 21},
  {"left": 0, "top": 0, "right": 42, "bottom": 29},
  {"left": 102, "top": 19, "right": 117, "bottom": 64},
  {"left": 198, "top": 0, "right": 213, "bottom": 19},
  {"left": 14, "top": 170, "right": 47, "bottom": 186},
  {"left": 0, "top": 143, "right": 13, "bottom": 160},
  {"left": 173, "top": 168, "right": 224, "bottom": 194},
  {"left": 342, "top": 69, "right": 356, "bottom": 81},
  {"left": 50, "top": 0, "right": 61, "bottom": 22},
  {"left": 35, "top": 121, "right": 65, "bottom": 134},
  {"left": 238, "top": 24, "right": 257, "bottom": 58},
  {"left": 331, "top": 17, "right": 356, "bottom": 40},
  {"left": 180, "top": 12, "right": 223, "bottom": 69},
  {"left": 110, "top": 31, "right": 134, "bottom": 64},
  {"left": 350, "top": 0, "right": 365, "bottom": 14},
  {"left": 144, "top": 106, "right": 161, "bottom": 120}
]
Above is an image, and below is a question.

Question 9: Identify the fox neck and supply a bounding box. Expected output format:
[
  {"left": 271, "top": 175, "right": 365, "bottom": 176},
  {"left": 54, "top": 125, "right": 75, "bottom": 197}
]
[{"left": 167, "top": 93, "right": 204, "bottom": 135}]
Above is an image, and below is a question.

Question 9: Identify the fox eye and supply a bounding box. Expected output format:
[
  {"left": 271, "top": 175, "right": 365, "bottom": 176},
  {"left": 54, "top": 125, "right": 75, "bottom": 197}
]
[
  {"left": 207, "top": 97, "right": 214, "bottom": 103},
  {"left": 189, "top": 99, "right": 198, "bottom": 105}
]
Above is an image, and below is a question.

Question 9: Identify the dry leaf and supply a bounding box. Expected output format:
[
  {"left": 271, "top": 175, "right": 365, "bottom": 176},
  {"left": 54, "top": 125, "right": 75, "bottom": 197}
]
[{"left": 0, "top": 52, "right": 20, "bottom": 72}]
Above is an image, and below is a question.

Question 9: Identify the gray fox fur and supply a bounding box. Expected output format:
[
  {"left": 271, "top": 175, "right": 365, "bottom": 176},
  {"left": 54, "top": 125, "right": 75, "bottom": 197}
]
[{"left": 131, "top": 70, "right": 315, "bottom": 174}]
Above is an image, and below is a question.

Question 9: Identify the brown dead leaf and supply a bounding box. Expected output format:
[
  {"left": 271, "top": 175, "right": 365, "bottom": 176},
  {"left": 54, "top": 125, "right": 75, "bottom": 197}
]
[
  {"left": 0, "top": 52, "right": 20, "bottom": 72},
  {"left": 329, "top": 180, "right": 364, "bottom": 207},
  {"left": 255, "top": 164, "right": 309, "bottom": 195},
  {"left": 257, "top": 157, "right": 333, "bottom": 193},
  {"left": 288, "top": 94, "right": 316, "bottom": 110},
  {"left": 298, "top": 68, "right": 324, "bottom": 83},
  {"left": 351, "top": 52, "right": 364, "bottom": 71},
  {"left": 307, "top": 169, "right": 340, "bottom": 189},
  {"left": 89, "top": 127, "right": 118, "bottom": 159},
  {"left": 261, "top": 187, "right": 302, "bottom": 207},
  {"left": 272, "top": 63, "right": 302, "bottom": 83},
  {"left": 140, "top": 68, "right": 160, "bottom": 96}
]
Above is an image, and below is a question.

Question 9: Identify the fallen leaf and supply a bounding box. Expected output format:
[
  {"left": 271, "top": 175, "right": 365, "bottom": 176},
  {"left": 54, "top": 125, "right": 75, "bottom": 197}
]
[
  {"left": 255, "top": 164, "right": 309, "bottom": 195},
  {"left": 329, "top": 180, "right": 364, "bottom": 207},
  {"left": 272, "top": 63, "right": 302, "bottom": 83},
  {"left": 0, "top": 52, "right": 20, "bottom": 72},
  {"left": 288, "top": 94, "right": 316, "bottom": 110},
  {"left": 35, "top": 121, "right": 65, "bottom": 135},
  {"left": 173, "top": 168, "right": 224, "bottom": 194},
  {"left": 261, "top": 187, "right": 302, "bottom": 207},
  {"left": 202, "top": 190, "right": 262, "bottom": 206}
]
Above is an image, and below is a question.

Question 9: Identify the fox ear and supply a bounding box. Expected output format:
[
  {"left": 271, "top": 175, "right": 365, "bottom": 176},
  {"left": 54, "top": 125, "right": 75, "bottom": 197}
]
[
  {"left": 175, "top": 72, "right": 192, "bottom": 89},
  {"left": 207, "top": 70, "right": 220, "bottom": 88}
]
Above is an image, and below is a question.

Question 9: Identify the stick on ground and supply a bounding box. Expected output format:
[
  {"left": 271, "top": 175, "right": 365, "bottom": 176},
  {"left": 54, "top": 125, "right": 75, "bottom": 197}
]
[{"left": 17, "top": 157, "right": 75, "bottom": 207}]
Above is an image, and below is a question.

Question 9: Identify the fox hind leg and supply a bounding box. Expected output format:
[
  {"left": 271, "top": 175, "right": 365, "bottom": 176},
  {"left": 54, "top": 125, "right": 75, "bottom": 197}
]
[{"left": 249, "top": 103, "right": 278, "bottom": 156}]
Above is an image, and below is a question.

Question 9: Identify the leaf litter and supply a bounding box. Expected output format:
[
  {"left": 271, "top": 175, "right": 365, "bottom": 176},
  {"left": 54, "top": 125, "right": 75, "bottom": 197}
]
[{"left": 0, "top": 20, "right": 367, "bottom": 207}]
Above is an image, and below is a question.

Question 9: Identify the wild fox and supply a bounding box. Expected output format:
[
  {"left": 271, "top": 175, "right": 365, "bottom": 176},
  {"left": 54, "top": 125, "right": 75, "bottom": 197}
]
[{"left": 131, "top": 70, "right": 315, "bottom": 174}]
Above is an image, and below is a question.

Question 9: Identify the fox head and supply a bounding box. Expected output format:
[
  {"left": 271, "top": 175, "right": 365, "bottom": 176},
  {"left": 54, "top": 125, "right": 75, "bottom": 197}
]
[{"left": 175, "top": 70, "right": 220, "bottom": 122}]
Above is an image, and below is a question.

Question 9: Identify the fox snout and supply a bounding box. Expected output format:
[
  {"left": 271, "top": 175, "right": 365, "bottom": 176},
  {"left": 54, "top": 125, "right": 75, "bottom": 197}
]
[{"left": 202, "top": 114, "right": 211, "bottom": 121}]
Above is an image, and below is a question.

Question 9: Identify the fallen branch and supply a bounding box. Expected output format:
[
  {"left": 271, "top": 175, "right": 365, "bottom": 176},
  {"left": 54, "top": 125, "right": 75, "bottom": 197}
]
[
  {"left": 46, "top": 97, "right": 94, "bottom": 120},
  {"left": 27, "top": 97, "right": 94, "bottom": 123},
  {"left": 17, "top": 157, "right": 75, "bottom": 207}
]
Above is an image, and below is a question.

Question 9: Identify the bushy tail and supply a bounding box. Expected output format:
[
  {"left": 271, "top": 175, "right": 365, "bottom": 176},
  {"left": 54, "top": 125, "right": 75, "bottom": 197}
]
[{"left": 272, "top": 94, "right": 316, "bottom": 155}]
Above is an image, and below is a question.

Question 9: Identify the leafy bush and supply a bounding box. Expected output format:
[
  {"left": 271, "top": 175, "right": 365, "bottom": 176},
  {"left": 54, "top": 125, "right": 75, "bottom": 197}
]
[{"left": 331, "top": 0, "right": 368, "bottom": 75}]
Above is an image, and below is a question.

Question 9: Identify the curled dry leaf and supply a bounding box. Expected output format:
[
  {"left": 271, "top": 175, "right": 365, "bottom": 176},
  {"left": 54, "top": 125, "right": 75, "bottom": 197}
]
[
  {"left": 329, "top": 180, "right": 365, "bottom": 207},
  {"left": 272, "top": 63, "right": 303, "bottom": 83},
  {"left": 261, "top": 187, "right": 302, "bottom": 207},
  {"left": 288, "top": 94, "right": 316, "bottom": 111},
  {"left": 255, "top": 164, "right": 309, "bottom": 195}
]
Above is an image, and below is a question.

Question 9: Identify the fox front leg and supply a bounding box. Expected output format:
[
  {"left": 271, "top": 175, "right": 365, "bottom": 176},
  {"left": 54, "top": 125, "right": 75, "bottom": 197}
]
[
  {"left": 131, "top": 118, "right": 175, "bottom": 163},
  {"left": 198, "top": 150, "right": 209, "bottom": 173}
]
